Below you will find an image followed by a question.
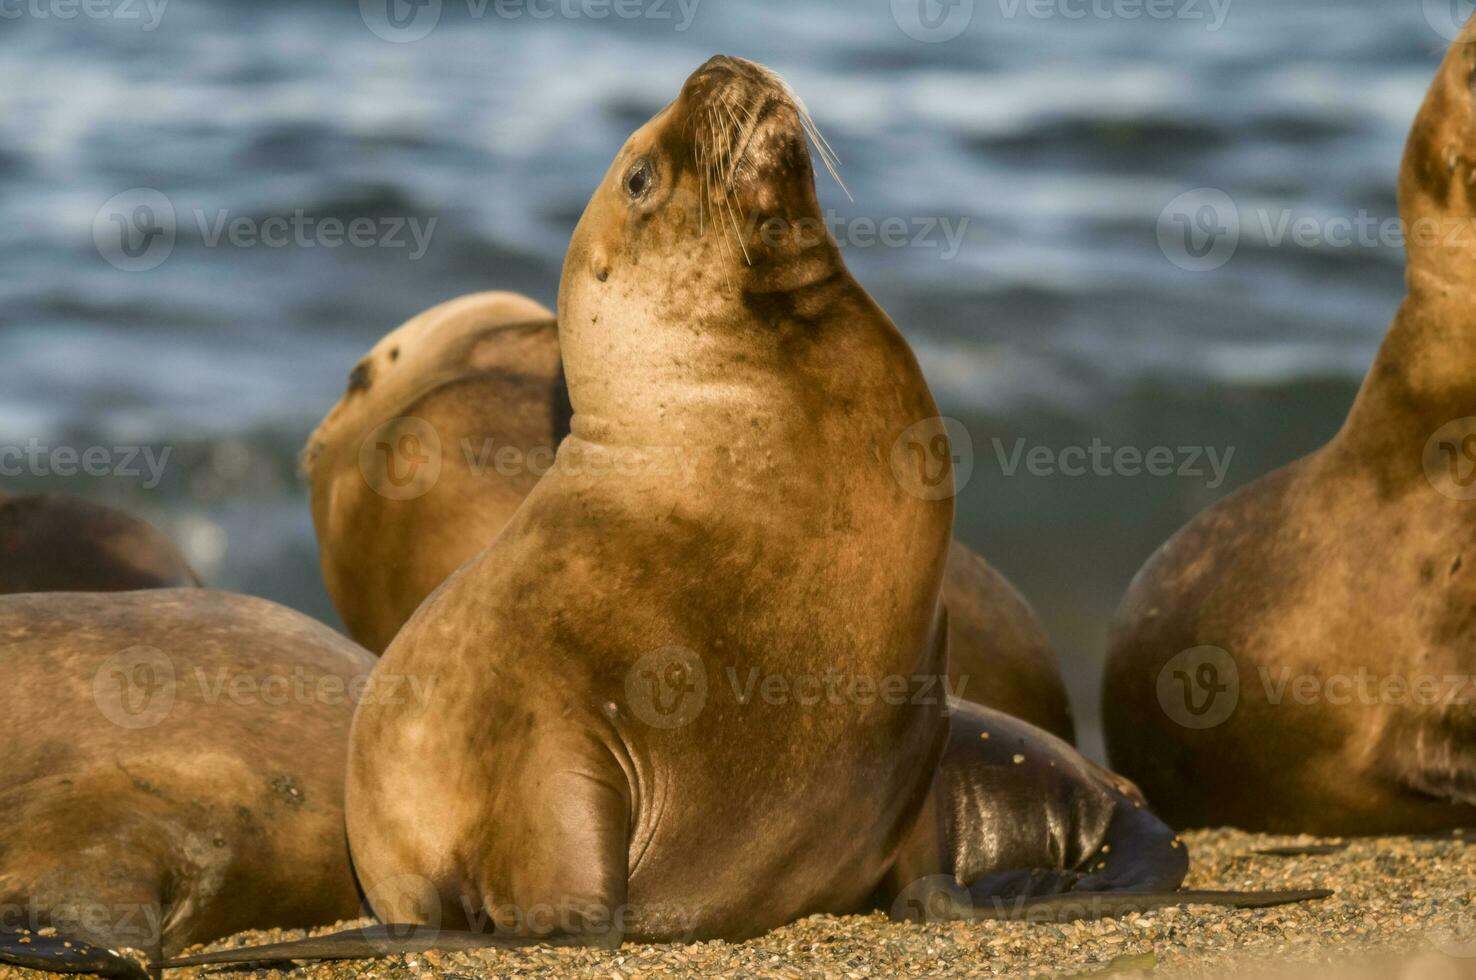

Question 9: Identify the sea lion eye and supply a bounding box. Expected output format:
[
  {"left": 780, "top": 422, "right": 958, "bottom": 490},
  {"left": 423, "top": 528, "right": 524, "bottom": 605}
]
[{"left": 624, "top": 159, "right": 653, "bottom": 199}]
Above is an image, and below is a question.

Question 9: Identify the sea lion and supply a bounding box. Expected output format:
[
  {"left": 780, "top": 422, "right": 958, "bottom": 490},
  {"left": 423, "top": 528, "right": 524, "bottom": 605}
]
[
  {"left": 0, "top": 493, "right": 198, "bottom": 594},
  {"left": 1102, "top": 26, "right": 1476, "bottom": 835},
  {"left": 0, "top": 589, "right": 372, "bottom": 977},
  {"left": 323, "top": 55, "right": 1318, "bottom": 947},
  {"left": 300, "top": 291, "right": 567, "bottom": 655},
  {"left": 345, "top": 53, "right": 959, "bottom": 944},
  {"left": 302, "top": 295, "right": 1073, "bottom": 739},
  {"left": 167, "top": 56, "right": 1321, "bottom": 975}
]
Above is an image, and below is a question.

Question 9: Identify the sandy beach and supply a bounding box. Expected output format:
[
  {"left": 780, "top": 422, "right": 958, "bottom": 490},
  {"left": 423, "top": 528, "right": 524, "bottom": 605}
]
[{"left": 4, "top": 829, "right": 1469, "bottom": 980}]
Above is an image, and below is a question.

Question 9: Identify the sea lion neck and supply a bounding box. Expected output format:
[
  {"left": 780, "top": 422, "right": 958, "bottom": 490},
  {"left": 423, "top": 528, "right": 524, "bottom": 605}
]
[
  {"left": 559, "top": 264, "right": 888, "bottom": 454},
  {"left": 1338, "top": 29, "right": 1476, "bottom": 461}
]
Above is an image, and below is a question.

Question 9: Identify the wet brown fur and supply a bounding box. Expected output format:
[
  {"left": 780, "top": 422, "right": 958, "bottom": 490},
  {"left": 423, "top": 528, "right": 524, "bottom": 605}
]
[{"left": 0, "top": 590, "right": 371, "bottom": 960}]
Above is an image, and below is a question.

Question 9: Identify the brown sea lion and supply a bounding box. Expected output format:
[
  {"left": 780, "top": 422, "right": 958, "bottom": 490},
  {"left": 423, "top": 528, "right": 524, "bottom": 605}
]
[
  {"left": 302, "top": 296, "right": 1073, "bottom": 739},
  {"left": 1103, "top": 26, "right": 1476, "bottom": 835},
  {"left": 300, "top": 291, "right": 567, "bottom": 655},
  {"left": 168, "top": 56, "right": 1321, "bottom": 974},
  {"left": 0, "top": 589, "right": 373, "bottom": 978},
  {"left": 0, "top": 493, "right": 198, "bottom": 594}
]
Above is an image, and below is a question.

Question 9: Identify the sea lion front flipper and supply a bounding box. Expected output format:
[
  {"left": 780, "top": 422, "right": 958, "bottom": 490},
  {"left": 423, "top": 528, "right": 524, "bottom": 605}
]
[
  {"left": 161, "top": 923, "right": 599, "bottom": 969},
  {"left": 0, "top": 928, "right": 150, "bottom": 980}
]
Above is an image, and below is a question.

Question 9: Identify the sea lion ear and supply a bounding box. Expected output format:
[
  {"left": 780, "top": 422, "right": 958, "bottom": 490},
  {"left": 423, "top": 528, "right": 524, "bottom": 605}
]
[{"left": 1399, "top": 22, "right": 1476, "bottom": 289}]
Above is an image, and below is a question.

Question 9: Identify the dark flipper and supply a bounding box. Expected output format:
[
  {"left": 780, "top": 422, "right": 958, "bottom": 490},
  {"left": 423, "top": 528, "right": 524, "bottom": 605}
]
[
  {"left": 967, "top": 888, "right": 1333, "bottom": 922},
  {"left": 0, "top": 928, "right": 150, "bottom": 980},
  {"left": 1253, "top": 844, "right": 1347, "bottom": 857},
  {"left": 162, "top": 923, "right": 602, "bottom": 970}
]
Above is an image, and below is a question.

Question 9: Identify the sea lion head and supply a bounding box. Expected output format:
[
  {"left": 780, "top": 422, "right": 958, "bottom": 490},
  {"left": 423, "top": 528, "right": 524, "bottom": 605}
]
[
  {"left": 564, "top": 56, "right": 838, "bottom": 302},
  {"left": 1399, "top": 21, "right": 1476, "bottom": 291},
  {"left": 560, "top": 56, "right": 849, "bottom": 432}
]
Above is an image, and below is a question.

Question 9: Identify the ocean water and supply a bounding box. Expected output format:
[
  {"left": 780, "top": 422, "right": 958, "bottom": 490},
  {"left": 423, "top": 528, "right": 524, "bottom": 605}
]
[{"left": 0, "top": 0, "right": 1455, "bottom": 756}]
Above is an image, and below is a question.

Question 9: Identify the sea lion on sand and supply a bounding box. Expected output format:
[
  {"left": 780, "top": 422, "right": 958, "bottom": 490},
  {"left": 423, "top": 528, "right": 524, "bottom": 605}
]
[
  {"left": 0, "top": 493, "right": 198, "bottom": 594},
  {"left": 0, "top": 590, "right": 371, "bottom": 978},
  {"left": 1103, "top": 26, "right": 1476, "bottom": 835},
  {"left": 169, "top": 56, "right": 1322, "bottom": 972},
  {"left": 346, "top": 53, "right": 959, "bottom": 944},
  {"left": 303, "top": 295, "right": 1073, "bottom": 739}
]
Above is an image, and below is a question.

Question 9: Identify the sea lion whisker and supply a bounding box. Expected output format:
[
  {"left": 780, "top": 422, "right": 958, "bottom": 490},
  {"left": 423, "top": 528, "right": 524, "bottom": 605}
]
[
  {"left": 702, "top": 107, "right": 740, "bottom": 290},
  {"left": 741, "top": 62, "right": 850, "bottom": 200},
  {"left": 711, "top": 100, "right": 757, "bottom": 265}
]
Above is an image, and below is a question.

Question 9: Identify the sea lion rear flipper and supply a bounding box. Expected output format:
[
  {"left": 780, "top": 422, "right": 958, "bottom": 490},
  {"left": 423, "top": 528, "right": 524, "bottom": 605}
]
[
  {"left": 161, "top": 923, "right": 596, "bottom": 969},
  {"left": 0, "top": 928, "right": 150, "bottom": 980},
  {"left": 963, "top": 888, "right": 1333, "bottom": 922}
]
